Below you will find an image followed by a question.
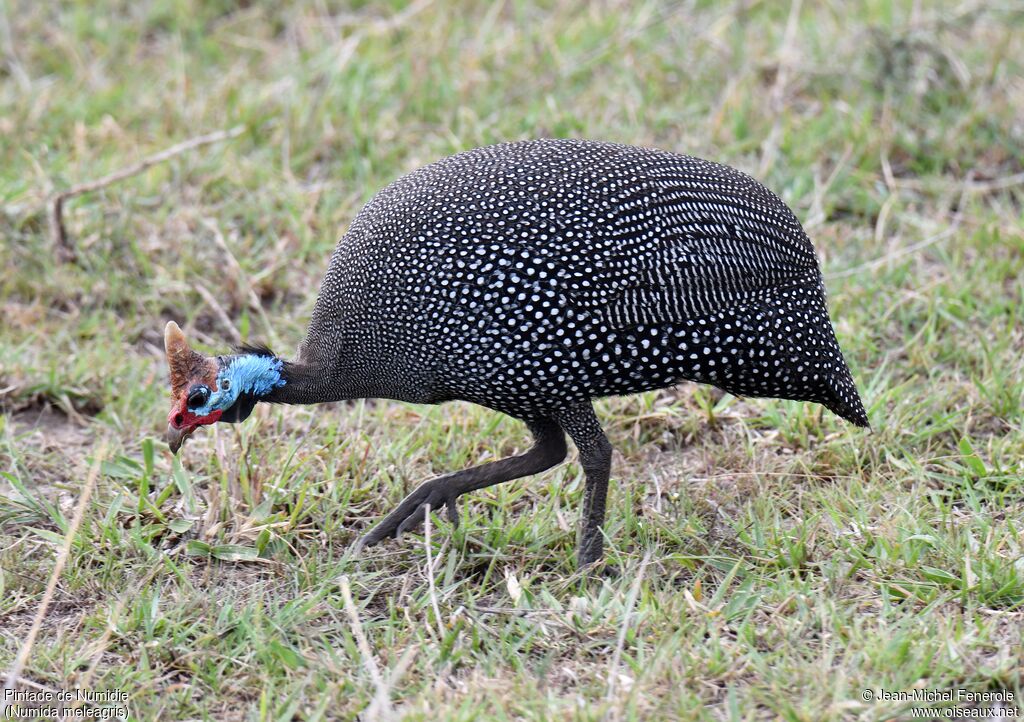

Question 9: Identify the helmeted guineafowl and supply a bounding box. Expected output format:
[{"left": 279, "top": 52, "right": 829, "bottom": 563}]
[{"left": 164, "top": 138, "right": 868, "bottom": 567}]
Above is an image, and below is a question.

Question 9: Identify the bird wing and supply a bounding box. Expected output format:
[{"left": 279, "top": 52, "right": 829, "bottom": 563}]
[{"left": 551, "top": 169, "right": 823, "bottom": 329}]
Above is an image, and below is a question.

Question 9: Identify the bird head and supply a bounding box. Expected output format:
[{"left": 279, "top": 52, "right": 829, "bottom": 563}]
[{"left": 163, "top": 321, "right": 285, "bottom": 454}]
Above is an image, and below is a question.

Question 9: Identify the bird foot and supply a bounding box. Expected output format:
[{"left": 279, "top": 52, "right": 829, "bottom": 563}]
[
  {"left": 355, "top": 478, "right": 461, "bottom": 552},
  {"left": 576, "top": 527, "right": 605, "bottom": 569}
]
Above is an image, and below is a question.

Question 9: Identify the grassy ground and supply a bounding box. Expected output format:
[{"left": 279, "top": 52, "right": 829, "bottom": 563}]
[{"left": 1, "top": 0, "right": 1023, "bottom": 719}]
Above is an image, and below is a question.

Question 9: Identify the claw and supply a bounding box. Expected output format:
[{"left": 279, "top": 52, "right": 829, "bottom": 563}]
[{"left": 356, "top": 485, "right": 461, "bottom": 553}]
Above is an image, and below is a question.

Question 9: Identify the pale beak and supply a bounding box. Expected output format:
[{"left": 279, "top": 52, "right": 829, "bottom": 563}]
[{"left": 166, "top": 423, "right": 191, "bottom": 455}]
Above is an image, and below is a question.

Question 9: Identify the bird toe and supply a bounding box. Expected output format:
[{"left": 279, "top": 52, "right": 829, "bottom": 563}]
[{"left": 395, "top": 504, "right": 428, "bottom": 536}]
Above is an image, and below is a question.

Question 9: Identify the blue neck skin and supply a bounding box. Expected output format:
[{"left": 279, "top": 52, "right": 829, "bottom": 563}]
[
  {"left": 223, "top": 354, "right": 287, "bottom": 396},
  {"left": 191, "top": 354, "right": 287, "bottom": 416}
]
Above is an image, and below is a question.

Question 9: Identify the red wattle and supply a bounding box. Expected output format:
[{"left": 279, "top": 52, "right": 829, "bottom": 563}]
[{"left": 168, "top": 399, "right": 223, "bottom": 429}]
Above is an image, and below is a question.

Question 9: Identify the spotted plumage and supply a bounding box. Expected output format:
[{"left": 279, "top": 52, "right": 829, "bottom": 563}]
[{"left": 165, "top": 139, "right": 867, "bottom": 566}]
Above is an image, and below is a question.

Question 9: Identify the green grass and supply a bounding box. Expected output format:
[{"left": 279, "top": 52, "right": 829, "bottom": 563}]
[{"left": 2, "top": 0, "right": 1023, "bottom": 719}]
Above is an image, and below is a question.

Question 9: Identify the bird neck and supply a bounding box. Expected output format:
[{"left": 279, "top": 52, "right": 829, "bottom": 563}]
[
  {"left": 262, "top": 360, "right": 332, "bottom": 405},
  {"left": 222, "top": 353, "right": 287, "bottom": 398}
]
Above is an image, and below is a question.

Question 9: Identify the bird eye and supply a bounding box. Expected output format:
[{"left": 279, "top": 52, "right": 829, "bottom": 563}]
[
  {"left": 220, "top": 378, "right": 230, "bottom": 391},
  {"left": 187, "top": 386, "right": 210, "bottom": 410}
]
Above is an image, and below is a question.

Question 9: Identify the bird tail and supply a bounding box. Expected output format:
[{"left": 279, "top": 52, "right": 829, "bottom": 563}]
[
  {"left": 822, "top": 362, "right": 869, "bottom": 427},
  {"left": 745, "top": 281, "right": 870, "bottom": 428},
  {"left": 806, "top": 287, "right": 869, "bottom": 428}
]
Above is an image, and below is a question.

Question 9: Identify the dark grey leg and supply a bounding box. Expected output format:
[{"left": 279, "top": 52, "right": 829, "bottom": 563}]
[
  {"left": 554, "top": 402, "right": 613, "bottom": 568},
  {"left": 356, "top": 418, "right": 566, "bottom": 550}
]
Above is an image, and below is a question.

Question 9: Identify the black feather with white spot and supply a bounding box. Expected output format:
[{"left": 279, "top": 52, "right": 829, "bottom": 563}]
[{"left": 288, "top": 139, "right": 867, "bottom": 427}]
